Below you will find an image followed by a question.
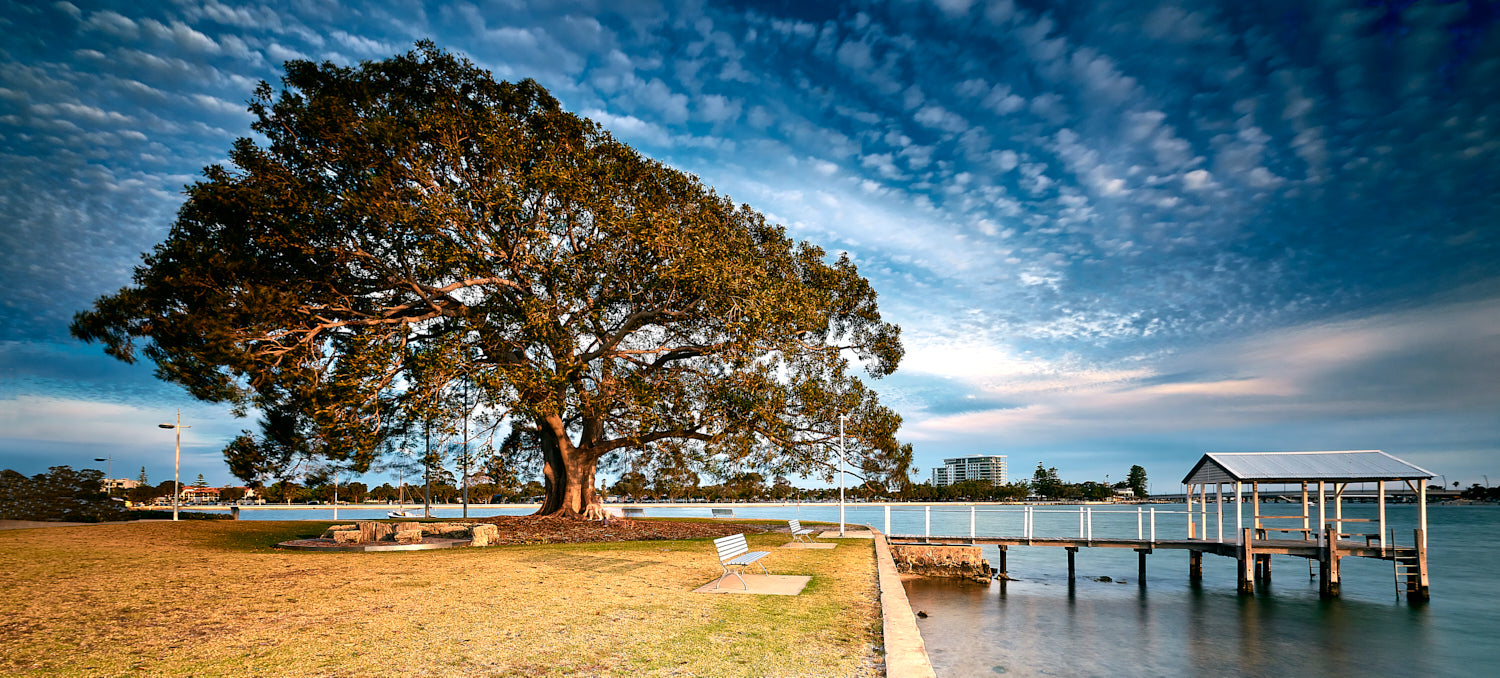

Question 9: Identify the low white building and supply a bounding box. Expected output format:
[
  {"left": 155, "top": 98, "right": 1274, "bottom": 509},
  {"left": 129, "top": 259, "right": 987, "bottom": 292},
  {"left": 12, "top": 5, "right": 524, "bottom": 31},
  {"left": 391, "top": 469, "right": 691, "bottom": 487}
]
[{"left": 932, "top": 455, "right": 1008, "bottom": 486}]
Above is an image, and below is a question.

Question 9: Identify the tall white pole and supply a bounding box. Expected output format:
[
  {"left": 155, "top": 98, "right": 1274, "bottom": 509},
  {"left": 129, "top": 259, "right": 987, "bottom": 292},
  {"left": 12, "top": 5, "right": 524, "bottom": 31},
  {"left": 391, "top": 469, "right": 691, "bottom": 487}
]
[
  {"left": 173, "top": 411, "right": 181, "bottom": 521},
  {"left": 1378, "top": 480, "right": 1387, "bottom": 552},
  {"left": 838, "top": 414, "right": 846, "bottom": 537},
  {"left": 1235, "top": 482, "right": 1243, "bottom": 545},
  {"left": 1215, "top": 483, "right": 1223, "bottom": 543}
]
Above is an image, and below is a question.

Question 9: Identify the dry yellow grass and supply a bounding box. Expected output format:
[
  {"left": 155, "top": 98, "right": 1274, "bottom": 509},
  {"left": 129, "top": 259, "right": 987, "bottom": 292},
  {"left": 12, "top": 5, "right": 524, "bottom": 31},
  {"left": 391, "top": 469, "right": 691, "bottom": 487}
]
[{"left": 0, "top": 520, "right": 881, "bottom": 677}]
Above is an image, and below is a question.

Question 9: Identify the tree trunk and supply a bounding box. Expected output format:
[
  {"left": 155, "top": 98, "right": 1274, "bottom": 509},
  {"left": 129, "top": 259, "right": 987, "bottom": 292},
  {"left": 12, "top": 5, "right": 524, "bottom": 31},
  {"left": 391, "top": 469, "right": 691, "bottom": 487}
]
[{"left": 535, "top": 416, "right": 606, "bottom": 520}]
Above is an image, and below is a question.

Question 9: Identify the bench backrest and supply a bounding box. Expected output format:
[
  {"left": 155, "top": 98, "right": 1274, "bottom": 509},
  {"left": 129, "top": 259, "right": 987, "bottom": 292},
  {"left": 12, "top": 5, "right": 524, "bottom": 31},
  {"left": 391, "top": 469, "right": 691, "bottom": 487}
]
[
  {"left": 788, "top": 519, "right": 803, "bottom": 532},
  {"left": 714, "top": 533, "right": 749, "bottom": 562},
  {"left": 712, "top": 508, "right": 734, "bottom": 517}
]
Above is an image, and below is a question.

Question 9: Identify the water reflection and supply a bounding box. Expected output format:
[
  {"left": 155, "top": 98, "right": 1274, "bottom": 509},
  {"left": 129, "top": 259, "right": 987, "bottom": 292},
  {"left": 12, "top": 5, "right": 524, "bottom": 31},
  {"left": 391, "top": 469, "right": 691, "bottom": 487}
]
[{"left": 906, "top": 546, "right": 1449, "bottom": 678}]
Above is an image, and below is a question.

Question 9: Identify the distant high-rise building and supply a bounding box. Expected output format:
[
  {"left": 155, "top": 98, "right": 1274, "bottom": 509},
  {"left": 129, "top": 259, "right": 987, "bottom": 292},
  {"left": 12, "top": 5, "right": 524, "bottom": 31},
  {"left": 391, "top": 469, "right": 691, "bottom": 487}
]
[{"left": 931, "top": 455, "right": 1007, "bottom": 486}]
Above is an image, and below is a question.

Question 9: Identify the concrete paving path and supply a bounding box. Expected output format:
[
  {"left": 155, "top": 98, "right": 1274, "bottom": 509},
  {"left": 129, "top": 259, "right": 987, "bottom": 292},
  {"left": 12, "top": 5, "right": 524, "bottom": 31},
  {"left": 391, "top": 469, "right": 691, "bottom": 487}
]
[
  {"left": 780, "top": 542, "right": 837, "bottom": 549},
  {"left": 693, "top": 574, "right": 812, "bottom": 596}
]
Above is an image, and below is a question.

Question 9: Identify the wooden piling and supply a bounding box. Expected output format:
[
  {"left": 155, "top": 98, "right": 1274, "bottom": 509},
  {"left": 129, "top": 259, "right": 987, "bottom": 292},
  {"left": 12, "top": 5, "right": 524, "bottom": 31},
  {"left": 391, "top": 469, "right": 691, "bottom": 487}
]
[
  {"left": 1238, "top": 528, "right": 1256, "bottom": 595},
  {"left": 1189, "top": 550, "right": 1203, "bottom": 581},
  {"left": 1255, "top": 553, "right": 1272, "bottom": 581},
  {"left": 1320, "top": 524, "right": 1341, "bottom": 598},
  {"left": 1066, "top": 546, "right": 1077, "bottom": 582},
  {"left": 1136, "top": 548, "right": 1150, "bottom": 584},
  {"left": 997, "top": 545, "right": 1007, "bottom": 577}
]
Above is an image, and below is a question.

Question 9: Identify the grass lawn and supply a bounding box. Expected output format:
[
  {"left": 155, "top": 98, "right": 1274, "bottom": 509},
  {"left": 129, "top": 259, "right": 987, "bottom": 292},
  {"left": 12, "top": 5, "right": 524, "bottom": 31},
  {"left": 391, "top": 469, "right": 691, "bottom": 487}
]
[{"left": 0, "top": 520, "right": 881, "bottom": 677}]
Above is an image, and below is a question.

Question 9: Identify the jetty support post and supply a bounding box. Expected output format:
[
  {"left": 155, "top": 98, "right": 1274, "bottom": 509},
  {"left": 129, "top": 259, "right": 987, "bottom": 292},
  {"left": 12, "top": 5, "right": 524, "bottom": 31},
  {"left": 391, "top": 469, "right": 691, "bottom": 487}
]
[
  {"left": 1317, "top": 482, "right": 1326, "bottom": 548},
  {"left": 1235, "top": 482, "right": 1243, "bottom": 544},
  {"left": 1252, "top": 482, "right": 1261, "bottom": 537},
  {"left": 1200, "top": 484, "right": 1209, "bottom": 540},
  {"left": 1189, "top": 549, "right": 1203, "bottom": 582},
  {"left": 1301, "top": 481, "right": 1310, "bottom": 539},
  {"left": 1378, "top": 480, "right": 1387, "bottom": 553},
  {"left": 1186, "top": 483, "right": 1195, "bottom": 539},
  {"left": 1238, "top": 527, "right": 1256, "bottom": 595},
  {"left": 997, "top": 545, "right": 1008, "bottom": 577},
  {"left": 1136, "top": 548, "right": 1150, "bottom": 585},
  {"left": 1320, "top": 524, "right": 1341, "bottom": 598},
  {"left": 1255, "top": 553, "right": 1272, "bottom": 582},
  {"left": 1216, "top": 483, "right": 1224, "bottom": 543},
  {"left": 1066, "top": 546, "right": 1078, "bottom": 582},
  {"left": 1334, "top": 483, "right": 1344, "bottom": 537}
]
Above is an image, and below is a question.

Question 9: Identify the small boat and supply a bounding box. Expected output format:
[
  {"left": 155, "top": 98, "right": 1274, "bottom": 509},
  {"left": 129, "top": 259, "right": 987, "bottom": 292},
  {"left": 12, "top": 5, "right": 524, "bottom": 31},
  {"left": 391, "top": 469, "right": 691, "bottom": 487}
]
[{"left": 387, "top": 471, "right": 419, "bottom": 518}]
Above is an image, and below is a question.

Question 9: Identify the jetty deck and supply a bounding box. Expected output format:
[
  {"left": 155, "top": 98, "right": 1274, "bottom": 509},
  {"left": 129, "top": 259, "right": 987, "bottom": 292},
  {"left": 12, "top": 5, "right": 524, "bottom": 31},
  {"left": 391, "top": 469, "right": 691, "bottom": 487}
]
[{"left": 882, "top": 450, "right": 1435, "bottom": 600}]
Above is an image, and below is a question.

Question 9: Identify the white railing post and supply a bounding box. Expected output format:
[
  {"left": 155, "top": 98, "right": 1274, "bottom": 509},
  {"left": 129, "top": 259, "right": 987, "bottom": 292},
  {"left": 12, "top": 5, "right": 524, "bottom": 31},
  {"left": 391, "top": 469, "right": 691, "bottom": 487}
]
[
  {"left": 1137, "top": 506, "right": 1143, "bottom": 540},
  {"left": 884, "top": 505, "right": 890, "bottom": 536},
  {"left": 1150, "top": 508, "right": 1156, "bottom": 543},
  {"left": 1079, "top": 506, "right": 1085, "bottom": 538},
  {"left": 969, "top": 505, "right": 976, "bottom": 540},
  {"left": 1024, "top": 506, "right": 1031, "bottom": 539},
  {"left": 925, "top": 505, "right": 930, "bottom": 538},
  {"left": 1086, "top": 506, "right": 1093, "bottom": 542}
]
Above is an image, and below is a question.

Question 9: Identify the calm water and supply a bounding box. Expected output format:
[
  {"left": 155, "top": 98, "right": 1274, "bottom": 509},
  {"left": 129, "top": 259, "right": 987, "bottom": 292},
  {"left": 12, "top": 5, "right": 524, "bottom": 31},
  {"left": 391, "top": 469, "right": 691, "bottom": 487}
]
[{"left": 224, "top": 501, "right": 1497, "bottom": 677}]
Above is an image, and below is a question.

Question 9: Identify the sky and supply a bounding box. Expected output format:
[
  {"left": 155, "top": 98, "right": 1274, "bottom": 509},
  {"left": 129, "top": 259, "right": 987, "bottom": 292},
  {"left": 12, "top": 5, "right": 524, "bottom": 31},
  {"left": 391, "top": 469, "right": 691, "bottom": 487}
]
[{"left": 1, "top": 0, "right": 1497, "bottom": 493}]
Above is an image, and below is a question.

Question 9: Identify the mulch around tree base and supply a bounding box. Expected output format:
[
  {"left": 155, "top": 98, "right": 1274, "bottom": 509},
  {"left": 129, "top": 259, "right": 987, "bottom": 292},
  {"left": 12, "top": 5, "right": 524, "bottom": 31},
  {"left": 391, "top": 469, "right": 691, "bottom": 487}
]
[{"left": 462, "top": 514, "right": 769, "bottom": 545}]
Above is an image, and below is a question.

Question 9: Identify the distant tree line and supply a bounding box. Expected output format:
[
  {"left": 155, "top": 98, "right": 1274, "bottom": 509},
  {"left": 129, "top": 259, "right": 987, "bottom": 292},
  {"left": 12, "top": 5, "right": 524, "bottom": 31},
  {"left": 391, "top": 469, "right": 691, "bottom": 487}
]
[
  {"left": 0, "top": 466, "right": 126, "bottom": 522},
  {"left": 1460, "top": 484, "right": 1500, "bottom": 501}
]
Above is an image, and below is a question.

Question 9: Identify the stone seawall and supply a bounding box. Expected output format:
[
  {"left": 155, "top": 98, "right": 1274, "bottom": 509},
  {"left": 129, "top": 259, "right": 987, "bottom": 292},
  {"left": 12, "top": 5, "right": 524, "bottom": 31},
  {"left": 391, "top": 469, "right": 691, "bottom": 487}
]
[{"left": 890, "top": 544, "right": 993, "bottom": 583}]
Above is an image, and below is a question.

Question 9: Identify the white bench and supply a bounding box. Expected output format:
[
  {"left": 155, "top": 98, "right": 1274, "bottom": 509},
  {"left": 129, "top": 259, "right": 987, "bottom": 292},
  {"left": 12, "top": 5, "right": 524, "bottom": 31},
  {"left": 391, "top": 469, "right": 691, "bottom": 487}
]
[
  {"left": 622, "top": 508, "right": 645, "bottom": 518},
  {"left": 788, "top": 519, "right": 817, "bottom": 543},
  {"left": 711, "top": 508, "right": 735, "bottom": 519},
  {"left": 712, "top": 533, "right": 770, "bottom": 589}
]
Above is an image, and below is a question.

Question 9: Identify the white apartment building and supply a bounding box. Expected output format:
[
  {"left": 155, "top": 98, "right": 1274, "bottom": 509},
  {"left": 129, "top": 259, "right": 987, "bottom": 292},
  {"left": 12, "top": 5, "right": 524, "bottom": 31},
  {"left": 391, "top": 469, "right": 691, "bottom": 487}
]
[{"left": 931, "top": 455, "right": 1008, "bottom": 486}]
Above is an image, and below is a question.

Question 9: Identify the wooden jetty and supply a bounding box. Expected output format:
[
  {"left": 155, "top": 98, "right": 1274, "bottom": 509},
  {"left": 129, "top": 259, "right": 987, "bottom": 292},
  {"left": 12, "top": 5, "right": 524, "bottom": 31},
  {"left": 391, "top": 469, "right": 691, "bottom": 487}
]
[{"left": 890, "top": 451, "right": 1434, "bottom": 601}]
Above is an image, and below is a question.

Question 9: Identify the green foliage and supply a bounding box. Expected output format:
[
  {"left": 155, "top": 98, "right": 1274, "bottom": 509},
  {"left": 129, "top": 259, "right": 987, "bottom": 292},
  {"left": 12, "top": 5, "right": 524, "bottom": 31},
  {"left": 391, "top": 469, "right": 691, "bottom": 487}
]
[
  {"left": 219, "top": 486, "right": 247, "bottom": 503},
  {"left": 1031, "top": 463, "right": 1064, "bottom": 499},
  {"left": 0, "top": 466, "right": 127, "bottom": 522},
  {"left": 70, "top": 43, "right": 908, "bottom": 518},
  {"left": 903, "top": 479, "right": 1030, "bottom": 502},
  {"left": 611, "top": 471, "right": 649, "bottom": 501},
  {"left": 1127, "top": 464, "right": 1148, "bottom": 498}
]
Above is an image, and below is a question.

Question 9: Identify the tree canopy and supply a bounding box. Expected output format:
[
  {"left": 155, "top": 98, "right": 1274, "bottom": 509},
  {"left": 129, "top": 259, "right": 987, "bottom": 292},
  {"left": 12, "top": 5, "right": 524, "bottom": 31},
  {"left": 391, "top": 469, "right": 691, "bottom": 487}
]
[{"left": 71, "top": 43, "right": 910, "bottom": 519}]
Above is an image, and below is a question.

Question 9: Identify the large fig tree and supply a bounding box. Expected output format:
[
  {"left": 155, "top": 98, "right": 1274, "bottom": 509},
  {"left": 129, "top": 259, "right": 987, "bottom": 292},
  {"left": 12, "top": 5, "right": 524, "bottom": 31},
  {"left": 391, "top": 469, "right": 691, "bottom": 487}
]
[{"left": 72, "top": 43, "right": 909, "bottom": 519}]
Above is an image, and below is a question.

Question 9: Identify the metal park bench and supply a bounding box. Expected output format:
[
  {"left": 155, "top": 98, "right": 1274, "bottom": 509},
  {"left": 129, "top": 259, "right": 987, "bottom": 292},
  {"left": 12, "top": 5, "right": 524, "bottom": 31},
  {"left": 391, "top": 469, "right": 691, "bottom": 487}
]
[
  {"left": 622, "top": 508, "right": 645, "bottom": 518},
  {"left": 711, "top": 508, "right": 735, "bottom": 519},
  {"left": 712, "top": 533, "right": 770, "bottom": 589},
  {"left": 788, "top": 519, "right": 817, "bottom": 543}
]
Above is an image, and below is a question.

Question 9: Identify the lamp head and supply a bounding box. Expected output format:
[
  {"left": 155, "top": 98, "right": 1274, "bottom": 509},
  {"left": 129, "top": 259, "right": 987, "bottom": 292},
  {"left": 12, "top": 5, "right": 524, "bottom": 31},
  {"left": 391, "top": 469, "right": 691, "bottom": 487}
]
[
  {"left": 158, "top": 423, "right": 173, "bottom": 429},
  {"left": 94, "top": 458, "right": 107, "bottom": 462}
]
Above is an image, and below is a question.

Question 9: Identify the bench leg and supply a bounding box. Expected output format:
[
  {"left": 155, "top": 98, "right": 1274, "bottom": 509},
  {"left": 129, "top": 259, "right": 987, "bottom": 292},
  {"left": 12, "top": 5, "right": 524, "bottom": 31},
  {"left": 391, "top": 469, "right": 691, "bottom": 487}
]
[{"left": 716, "top": 568, "right": 749, "bottom": 590}]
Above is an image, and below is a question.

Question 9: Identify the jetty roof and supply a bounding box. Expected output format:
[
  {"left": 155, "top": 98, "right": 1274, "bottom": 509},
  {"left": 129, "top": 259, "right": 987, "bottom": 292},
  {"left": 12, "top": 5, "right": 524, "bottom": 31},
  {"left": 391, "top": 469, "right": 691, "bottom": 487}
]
[{"left": 1181, "top": 450, "right": 1435, "bottom": 485}]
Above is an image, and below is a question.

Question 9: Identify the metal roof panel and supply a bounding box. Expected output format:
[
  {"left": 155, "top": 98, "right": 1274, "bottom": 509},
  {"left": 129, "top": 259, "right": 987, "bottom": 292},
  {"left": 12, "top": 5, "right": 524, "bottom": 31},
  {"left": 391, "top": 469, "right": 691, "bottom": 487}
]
[{"left": 1181, "top": 450, "right": 1434, "bottom": 484}]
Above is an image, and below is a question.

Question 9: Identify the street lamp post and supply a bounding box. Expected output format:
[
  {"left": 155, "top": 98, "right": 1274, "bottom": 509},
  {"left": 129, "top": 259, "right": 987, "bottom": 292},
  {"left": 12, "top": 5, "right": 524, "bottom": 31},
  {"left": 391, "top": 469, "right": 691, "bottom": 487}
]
[
  {"left": 93, "top": 454, "right": 113, "bottom": 498},
  {"left": 157, "top": 412, "right": 189, "bottom": 521},
  {"left": 839, "top": 414, "right": 847, "bottom": 537}
]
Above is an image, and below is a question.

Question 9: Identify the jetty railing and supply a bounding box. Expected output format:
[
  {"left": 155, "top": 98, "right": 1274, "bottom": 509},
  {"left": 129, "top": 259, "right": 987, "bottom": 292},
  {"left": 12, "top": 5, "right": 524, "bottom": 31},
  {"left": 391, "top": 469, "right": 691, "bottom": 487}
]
[{"left": 883, "top": 504, "right": 1179, "bottom": 543}]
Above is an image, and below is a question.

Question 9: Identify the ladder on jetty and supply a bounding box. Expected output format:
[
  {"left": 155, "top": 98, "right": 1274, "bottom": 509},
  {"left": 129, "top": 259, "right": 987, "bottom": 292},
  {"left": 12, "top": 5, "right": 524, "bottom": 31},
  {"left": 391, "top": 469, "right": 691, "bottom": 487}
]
[{"left": 1388, "top": 529, "right": 1429, "bottom": 599}]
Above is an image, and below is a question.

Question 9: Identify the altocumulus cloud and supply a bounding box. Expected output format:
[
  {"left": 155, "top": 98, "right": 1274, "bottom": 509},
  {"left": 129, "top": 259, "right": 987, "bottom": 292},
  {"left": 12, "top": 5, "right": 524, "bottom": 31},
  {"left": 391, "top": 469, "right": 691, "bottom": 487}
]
[{"left": 1, "top": 0, "right": 1497, "bottom": 485}]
